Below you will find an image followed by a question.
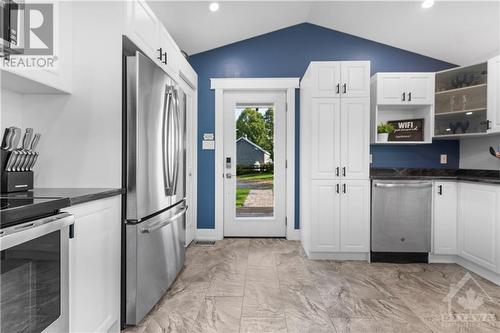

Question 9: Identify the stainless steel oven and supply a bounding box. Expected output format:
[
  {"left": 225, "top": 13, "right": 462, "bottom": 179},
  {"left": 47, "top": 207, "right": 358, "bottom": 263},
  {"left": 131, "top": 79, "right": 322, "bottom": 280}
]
[
  {"left": 0, "top": 212, "right": 74, "bottom": 333},
  {"left": 1, "top": 0, "right": 23, "bottom": 57}
]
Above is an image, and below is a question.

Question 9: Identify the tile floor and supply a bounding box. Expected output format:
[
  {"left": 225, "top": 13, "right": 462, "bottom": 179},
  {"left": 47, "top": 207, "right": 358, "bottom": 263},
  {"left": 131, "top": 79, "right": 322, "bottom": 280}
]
[{"left": 123, "top": 239, "right": 500, "bottom": 333}]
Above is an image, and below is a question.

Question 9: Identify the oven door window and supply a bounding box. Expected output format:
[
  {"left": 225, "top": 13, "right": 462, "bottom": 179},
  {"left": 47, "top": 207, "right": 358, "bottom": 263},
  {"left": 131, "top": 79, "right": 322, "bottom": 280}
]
[{"left": 1, "top": 230, "right": 61, "bottom": 333}]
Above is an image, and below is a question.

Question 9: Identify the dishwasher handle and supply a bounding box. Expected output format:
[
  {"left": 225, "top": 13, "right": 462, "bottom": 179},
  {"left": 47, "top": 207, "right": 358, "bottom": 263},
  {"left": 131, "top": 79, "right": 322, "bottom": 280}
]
[{"left": 374, "top": 182, "right": 432, "bottom": 189}]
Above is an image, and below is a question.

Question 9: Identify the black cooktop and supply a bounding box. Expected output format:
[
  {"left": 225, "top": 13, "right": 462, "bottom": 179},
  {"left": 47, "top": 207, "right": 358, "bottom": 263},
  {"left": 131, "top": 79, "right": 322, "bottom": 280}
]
[{"left": 0, "top": 194, "right": 70, "bottom": 229}]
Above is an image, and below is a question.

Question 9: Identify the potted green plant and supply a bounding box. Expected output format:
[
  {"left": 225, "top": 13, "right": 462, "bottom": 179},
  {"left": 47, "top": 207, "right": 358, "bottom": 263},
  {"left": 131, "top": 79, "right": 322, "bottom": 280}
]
[{"left": 377, "top": 122, "right": 395, "bottom": 142}]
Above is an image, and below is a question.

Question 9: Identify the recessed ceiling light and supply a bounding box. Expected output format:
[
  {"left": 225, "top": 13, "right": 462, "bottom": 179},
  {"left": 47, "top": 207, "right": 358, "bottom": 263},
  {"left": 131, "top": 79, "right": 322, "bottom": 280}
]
[
  {"left": 422, "top": 0, "right": 434, "bottom": 9},
  {"left": 209, "top": 2, "right": 219, "bottom": 12},
  {"left": 466, "top": 112, "right": 473, "bottom": 115}
]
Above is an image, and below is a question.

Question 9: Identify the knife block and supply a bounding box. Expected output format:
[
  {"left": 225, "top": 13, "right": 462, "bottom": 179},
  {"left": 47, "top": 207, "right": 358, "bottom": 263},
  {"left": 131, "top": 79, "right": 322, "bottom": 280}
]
[{"left": 1, "top": 149, "right": 34, "bottom": 193}]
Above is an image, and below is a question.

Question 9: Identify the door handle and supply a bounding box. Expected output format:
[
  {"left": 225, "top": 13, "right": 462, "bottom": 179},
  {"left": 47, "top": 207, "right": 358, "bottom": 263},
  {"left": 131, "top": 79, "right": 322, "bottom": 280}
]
[
  {"left": 343, "top": 83, "right": 347, "bottom": 94},
  {"left": 408, "top": 92, "right": 412, "bottom": 101},
  {"left": 140, "top": 205, "right": 188, "bottom": 234},
  {"left": 343, "top": 183, "right": 346, "bottom": 194},
  {"left": 226, "top": 173, "right": 237, "bottom": 179},
  {"left": 402, "top": 92, "right": 406, "bottom": 101},
  {"left": 336, "top": 83, "right": 340, "bottom": 94},
  {"left": 336, "top": 183, "right": 340, "bottom": 194},
  {"left": 438, "top": 185, "right": 443, "bottom": 195},
  {"left": 374, "top": 182, "right": 432, "bottom": 188},
  {"left": 336, "top": 167, "right": 340, "bottom": 177},
  {"left": 342, "top": 167, "right": 346, "bottom": 177}
]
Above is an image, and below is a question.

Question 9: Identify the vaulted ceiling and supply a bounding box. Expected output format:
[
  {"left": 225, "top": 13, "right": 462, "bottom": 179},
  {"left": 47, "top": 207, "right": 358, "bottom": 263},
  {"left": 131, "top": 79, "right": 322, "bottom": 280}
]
[{"left": 148, "top": 1, "right": 500, "bottom": 66}]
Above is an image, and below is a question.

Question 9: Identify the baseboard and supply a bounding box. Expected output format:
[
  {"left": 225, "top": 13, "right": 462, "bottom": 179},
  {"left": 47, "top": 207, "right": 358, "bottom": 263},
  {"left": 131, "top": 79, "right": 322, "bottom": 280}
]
[
  {"left": 195, "top": 228, "right": 223, "bottom": 241},
  {"left": 307, "top": 252, "right": 369, "bottom": 261},
  {"left": 287, "top": 229, "right": 301, "bottom": 241},
  {"left": 429, "top": 254, "right": 500, "bottom": 286}
]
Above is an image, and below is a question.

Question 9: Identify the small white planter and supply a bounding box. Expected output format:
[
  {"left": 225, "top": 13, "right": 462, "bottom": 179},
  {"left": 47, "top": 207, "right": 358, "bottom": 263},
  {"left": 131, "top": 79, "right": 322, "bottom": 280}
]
[{"left": 377, "top": 133, "right": 389, "bottom": 142}]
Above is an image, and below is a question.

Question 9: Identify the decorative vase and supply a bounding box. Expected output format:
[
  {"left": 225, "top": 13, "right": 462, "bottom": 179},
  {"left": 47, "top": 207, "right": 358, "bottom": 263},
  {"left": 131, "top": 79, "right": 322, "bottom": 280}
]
[{"left": 377, "top": 133, "right": 389, "bottom": 142}]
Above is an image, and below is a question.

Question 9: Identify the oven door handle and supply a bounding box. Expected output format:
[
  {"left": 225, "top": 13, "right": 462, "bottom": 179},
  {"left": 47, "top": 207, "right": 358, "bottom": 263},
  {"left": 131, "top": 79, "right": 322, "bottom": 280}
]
[
  {"left": 140, "top": 205, "right": 188, "bottom": 234},
  {"left": 0, "top": 213, "right": 75, "bottom": 250},
  {"left": 374, "top": 182, "right": 432, "bottom": 188}
]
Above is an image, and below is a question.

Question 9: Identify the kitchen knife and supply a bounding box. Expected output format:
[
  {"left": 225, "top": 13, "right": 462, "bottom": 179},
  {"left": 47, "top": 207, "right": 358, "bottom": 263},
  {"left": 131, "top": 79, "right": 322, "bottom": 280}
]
[
  {"left": 5, "top": 127, "right": 22, "bottom": 171},
  {"left": 25, "top": 133, "right": 41, "bottom": 171},
  {"left": 14, "top": 128, "right": 33, "bottom": 171},
  {"left": 1, "top": 127, "right": 13, "bottom": 149}
]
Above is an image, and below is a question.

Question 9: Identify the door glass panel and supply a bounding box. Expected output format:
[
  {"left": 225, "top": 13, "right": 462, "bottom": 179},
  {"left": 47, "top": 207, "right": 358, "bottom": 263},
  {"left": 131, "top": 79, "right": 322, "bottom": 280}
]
[
  {"left": 0, "top": 231, "right": 61, "bottom": 333},
  {"left": 235, "top": 106, "right": 274, "bottom": 218}
]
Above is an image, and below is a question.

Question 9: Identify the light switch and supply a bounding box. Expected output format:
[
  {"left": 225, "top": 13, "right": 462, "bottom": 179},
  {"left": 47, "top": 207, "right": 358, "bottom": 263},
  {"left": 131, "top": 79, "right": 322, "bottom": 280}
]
[
  {"left": 440, "top": 154, "right": 448, "bottom": 164},
  {"left": 202, "top": 140, "right": 215, "bottom": 150}
]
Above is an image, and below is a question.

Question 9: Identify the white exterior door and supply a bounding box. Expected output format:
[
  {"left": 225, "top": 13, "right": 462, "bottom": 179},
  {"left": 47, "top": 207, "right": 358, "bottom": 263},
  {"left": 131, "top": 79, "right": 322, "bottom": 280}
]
[
  {"left": 310, "top": 98, "right": 341, "bottom": 179},
  {"left": 184, "top": 87, "right": 196, "bottom": 246},
  {"left": 340, "top": 180, "right": 370, "bottom": 252},
  {"left": 433, "top": 181, "right": 458, "bottom": 255},
  {"left": 311, "top": 62, "right": 342, "bottom": 97},
  {"left": 340, "top": 98, "right": 370, "bottom": 180},
  {"left": 341, "top": 61, "right": 370, "bottom": 98},
  {"left": 406, "top": 73, "right": 434, "bottom": 105},
  {"left": 223, "top": 91, "right": 287, "bottom": 237},
  {"left": 458, "top": 183, "right": 499, "bottom": 272},
  {"left": 377, "top": 73, "right": 406, "bottom": 104},
  {"left": 310, "top": 180, "right": 341, "bottom": 252}
]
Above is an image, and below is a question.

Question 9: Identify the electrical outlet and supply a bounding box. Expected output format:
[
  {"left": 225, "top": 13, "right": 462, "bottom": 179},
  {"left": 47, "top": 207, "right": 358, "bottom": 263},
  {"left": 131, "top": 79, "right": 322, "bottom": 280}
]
[{"left": 440, "top": 154, "right": 448, "bottom": 164}]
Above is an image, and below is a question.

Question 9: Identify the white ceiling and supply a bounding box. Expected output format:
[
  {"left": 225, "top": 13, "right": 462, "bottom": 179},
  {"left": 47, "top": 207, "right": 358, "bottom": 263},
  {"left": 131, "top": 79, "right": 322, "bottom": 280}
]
[{"left": 148, "top": 1, "right": 500, "bottom": 66}]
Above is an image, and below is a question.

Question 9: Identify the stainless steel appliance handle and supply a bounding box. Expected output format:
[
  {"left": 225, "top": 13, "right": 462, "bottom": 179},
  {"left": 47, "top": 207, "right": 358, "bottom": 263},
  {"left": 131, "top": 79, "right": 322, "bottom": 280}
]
[
  {"left": 162, "top": 85, "right": 175, "bottom": 194},
  {"left": 140, "top": 205, "right": 188, "bottom": 234},
  {"left": 0, "top": 212, "right": 75, "bottom": 250},
  {"left": 172, "top": 89, "right": 181, "bottom": 196},
  {"left": 374, "top": 182, "right": 432, "bottom": 188}
]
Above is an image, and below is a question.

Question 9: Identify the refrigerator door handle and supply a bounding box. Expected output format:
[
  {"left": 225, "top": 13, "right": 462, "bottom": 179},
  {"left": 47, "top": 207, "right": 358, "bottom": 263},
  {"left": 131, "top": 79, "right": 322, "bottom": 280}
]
[
  {"left": 172, "top": 89, "right": 181, "bottom": 196},
  {"left": 162, "top": 85, "right": 175, "bottom": 195},
  {"left": 140, "top": 205, "right": 188, "bottom": 234}
]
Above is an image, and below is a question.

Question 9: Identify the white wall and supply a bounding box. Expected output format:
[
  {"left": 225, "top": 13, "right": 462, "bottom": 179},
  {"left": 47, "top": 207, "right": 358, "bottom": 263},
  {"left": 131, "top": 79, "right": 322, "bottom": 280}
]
[
  {"left": 460, "top": 135, "right": 500, "bottom": 171},
  {"left": 1, "top": 2, "right": 124, "bottom": 188}
]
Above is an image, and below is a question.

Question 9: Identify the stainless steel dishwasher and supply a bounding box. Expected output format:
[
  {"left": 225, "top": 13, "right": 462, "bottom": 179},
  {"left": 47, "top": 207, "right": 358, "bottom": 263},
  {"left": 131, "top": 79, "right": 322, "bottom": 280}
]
[{"left": 371, "top": 180, "right": 432, "bottom": 262}]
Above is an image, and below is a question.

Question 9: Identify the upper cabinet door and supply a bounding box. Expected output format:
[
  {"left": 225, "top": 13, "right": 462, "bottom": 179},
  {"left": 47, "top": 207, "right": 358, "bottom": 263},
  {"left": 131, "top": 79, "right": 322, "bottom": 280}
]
[
  {"left": 406, "top": 73, "right": 435, "bottom": 105},
  {"left": 310, "top": 98, "right": 341, "bottom": 179},
  {"left": 376, "top": 73, "right": 406, "bottom": 104},
  {"left": 126, "top": 0, "right": 160, "bottom": 60},
  {"left": 311, "top": 62, "right": 342, "bottom": 98},
  {"left": 340, "top": 61, "right": 370, "bottom": 98},
  {"left": 487, "top": 55, "right": 500, "bottom": 133},
  {"left": 340, "top": 99, "right": 370, "bottom": 180}
]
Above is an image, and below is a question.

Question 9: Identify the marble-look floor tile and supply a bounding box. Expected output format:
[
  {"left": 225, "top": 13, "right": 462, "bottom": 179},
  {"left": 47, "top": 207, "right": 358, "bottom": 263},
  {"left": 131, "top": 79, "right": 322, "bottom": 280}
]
[
  {"left": 242, "top": 281, "right": 284, "bottom": 318},
  {"left": 248, "top": 250, "right": 276, "bottom": 267},
  {"left": 191, "top": 296, "right": 242, "bottom": 333},
  {"left": 240, "top": 316, "right": 288, "bottom": 333},
  {"left": 343, "top": 273, "right": 394, "bottom": 299},
  {"left": 332, "top": 317, "right": 432, "bottom": 333}
]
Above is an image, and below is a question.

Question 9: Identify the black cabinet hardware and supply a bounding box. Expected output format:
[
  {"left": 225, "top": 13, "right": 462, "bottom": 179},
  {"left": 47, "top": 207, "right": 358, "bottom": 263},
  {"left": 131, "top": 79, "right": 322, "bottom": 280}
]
[
  {"left": 342, "top": 167, "right": 346, "bottom": 177},
  {"left": 343, "top": 183, "right": 346, "bottom": 193},
  {"left": 402, "top": 92, "right": 406, "bottom": 101},
  {"left": 438, "top": 185, "right": 443, "bottom": 195},
  {"left": 408, "top": 92, "right": 412, "bottom": 101},
  {"left": 69, "top": 224, "right": 75, "bottom": 239},
  {"left": 157, "top": 48, "right": 163, "bottom": 61},
  {"left": 343, "top": 83, "right": 347, "bottom": 94},
  {"left": 336, "top": 83, "right": 340, "bottom": 94},
  {"left": 162, "top": 51, "right": 168, "bottom": 65},
  {"left": 336, "top": 167, "right": 339, "bottom": 177},
  {"left": 336, "top": 183, "right": 340, "bottom": 194}
]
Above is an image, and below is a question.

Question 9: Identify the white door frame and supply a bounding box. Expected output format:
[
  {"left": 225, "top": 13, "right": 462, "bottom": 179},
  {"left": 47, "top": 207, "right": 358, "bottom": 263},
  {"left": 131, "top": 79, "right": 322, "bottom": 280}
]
[{"left": 205, "top": 78, "right": 300, "bottom": 241}]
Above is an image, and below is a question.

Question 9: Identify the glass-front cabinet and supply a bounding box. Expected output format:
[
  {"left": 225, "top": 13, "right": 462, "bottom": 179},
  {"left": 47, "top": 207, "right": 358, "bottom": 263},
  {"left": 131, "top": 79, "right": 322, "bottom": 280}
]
[{"left": 435, "top": 62, "right": 489, "bottom": 136}]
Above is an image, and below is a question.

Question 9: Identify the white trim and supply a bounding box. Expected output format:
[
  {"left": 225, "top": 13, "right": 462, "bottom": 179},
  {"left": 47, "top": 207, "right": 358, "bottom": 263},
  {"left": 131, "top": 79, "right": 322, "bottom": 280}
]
[
  {"left": 211, "top": 77, "right": 300, "bottom": 241},
  {"left": 211, "top": 78, "right": 300, "bottom": 90}
]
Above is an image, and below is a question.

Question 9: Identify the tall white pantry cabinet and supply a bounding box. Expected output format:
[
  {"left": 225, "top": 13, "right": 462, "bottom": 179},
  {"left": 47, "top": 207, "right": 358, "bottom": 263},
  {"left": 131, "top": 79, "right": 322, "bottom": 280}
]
[{"left": 300, "top": 61, "right": 371, "bottom": 259}]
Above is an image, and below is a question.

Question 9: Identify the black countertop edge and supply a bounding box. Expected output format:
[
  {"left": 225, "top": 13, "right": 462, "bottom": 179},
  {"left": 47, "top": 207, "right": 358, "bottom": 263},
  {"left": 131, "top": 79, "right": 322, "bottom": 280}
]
[
  {"left": 3, "top": 188, "right": 125, "bottom": 206},
  {"left": 370, "top": 168, "right": 500, "bottom": 185}
]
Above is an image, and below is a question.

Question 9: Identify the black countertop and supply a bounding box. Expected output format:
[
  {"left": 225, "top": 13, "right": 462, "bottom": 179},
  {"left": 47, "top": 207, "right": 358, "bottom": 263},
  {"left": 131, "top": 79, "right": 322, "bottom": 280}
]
[
  {"left": 370, "top": 168, "right": 500, "bottom": 185},
  {"left": 3, "top": 188, "right": 124, "bottom": 205}
]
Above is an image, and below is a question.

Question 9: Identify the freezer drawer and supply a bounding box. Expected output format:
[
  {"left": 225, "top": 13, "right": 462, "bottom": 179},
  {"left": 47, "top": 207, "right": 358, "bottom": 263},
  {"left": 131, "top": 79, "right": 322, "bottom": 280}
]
[
  {"left": 371, "top": 180, "right": 432, "bottom": 253},
  {"left": 125, "top": 202, "right": 187, "bottom": 325}
]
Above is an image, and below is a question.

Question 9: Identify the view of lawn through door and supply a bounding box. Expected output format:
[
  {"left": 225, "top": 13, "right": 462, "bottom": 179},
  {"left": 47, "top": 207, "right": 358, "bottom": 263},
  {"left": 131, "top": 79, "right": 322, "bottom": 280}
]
[{"left": 235, "top": 106, "right": 274, "bottom": 218}]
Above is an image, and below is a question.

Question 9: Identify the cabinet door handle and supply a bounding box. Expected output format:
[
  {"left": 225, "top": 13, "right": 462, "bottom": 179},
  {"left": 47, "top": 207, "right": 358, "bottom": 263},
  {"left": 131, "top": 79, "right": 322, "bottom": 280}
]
[
  {"left": 336, "top": 83, "right": 340, "bottom": 94},
  {"left": 343, "top": 83, "right": 347, "bottom": 94},
  {"left": 342, "top": 167, "right": 346, "bottom": 177},
  {"left": 343, "top": 184, "right": 346, "bottom": 194},
  {"left": 402, "top": 92, "right": 406, "bottom": 101},
  {"left": 157, "top": 48, "right": 163, "bottom": 61},
  {"left": 408, "top": 92, "right": 412, "bottom": 101},
  {"left": 163, "top": 52, "right": 168, "bottom": 64},
  {"left": 336, "top": 167, "right": 340, "bottom": 177},
  {"left": 438, "top": 185, "right": 443, "bottom": 195},
  {"left": 336, "top": 183, "right": 340, "bottom": 194}
]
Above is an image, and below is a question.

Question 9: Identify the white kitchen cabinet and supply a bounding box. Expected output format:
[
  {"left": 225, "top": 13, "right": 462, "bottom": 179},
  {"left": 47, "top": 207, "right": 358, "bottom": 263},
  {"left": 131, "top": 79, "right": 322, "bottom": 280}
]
[
  {"left": 341, "top": 61, "right": 371, "bottom": 98},
  {"left": 373, "top": 73, "right": 434, "bottom": 105},
  {"left": 340, "top": 180, "right": 370, "bottom": 252},
  {"left": 340, "top": 98, "right": 370, "bottom": 179},
  {"left": 158, "top": 24, "right": 180, "bottom": 80},
  {"left": 310, "top": 98, "right": 341, "bottom": 180},
  {"left": 125, "top": 0, "right": 160, "bottom": 61},
  {"left": 301, "top": 61, "right": 370, "bottom": 258},
  {"left": 458, "top": 182, "right": 500, "bottom": 273},
  {"left": 67, "top": 196, "right": 121, "bottom": 333},
  {"left": 310, "top": 62, "right": 342, "bottom": 97},
  {"left": 310, "top": 180, "right": 341, "bottom": 252},
  {"left": 433, "top": 181, "right": 458, "bottom": 255},
  {"left": 488, "top": 55, "right": 500, "bottom": 133}
]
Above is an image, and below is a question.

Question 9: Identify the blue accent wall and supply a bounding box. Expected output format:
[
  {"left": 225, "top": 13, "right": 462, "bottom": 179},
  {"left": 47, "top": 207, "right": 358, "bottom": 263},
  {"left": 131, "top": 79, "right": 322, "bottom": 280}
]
[{"left": 189, "top": 23, "right": 458, "bottom": 230}]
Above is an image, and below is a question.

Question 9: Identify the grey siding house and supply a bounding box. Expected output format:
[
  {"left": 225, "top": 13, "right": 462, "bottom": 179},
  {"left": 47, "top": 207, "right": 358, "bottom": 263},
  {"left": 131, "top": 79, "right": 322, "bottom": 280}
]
[{"left": 236, "top": 137, "right": 271, "bottom": 166}]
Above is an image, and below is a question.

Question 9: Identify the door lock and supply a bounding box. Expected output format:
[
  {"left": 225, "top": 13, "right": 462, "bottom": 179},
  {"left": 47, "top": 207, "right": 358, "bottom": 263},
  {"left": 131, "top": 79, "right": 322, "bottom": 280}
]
[{"left": 226, "top": 173, "right": 236, "bottom": 179}]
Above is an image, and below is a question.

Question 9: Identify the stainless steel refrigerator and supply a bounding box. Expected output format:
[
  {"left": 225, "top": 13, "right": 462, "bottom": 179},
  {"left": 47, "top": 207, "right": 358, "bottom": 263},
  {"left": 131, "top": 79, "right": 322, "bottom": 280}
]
[{"left": 124, "top": 51, "right": 187, "bottom": 326}]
